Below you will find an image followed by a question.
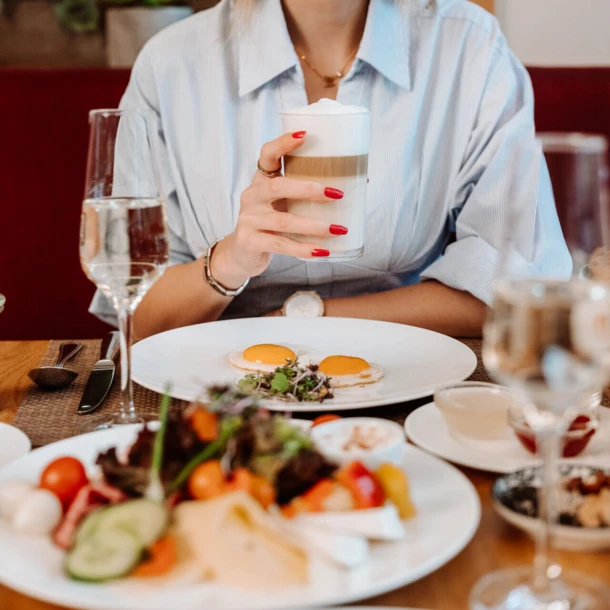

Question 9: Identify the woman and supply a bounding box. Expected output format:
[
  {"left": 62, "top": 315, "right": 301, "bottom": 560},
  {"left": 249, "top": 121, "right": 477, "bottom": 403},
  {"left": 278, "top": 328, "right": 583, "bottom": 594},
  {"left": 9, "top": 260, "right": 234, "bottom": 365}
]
[{"left": 90, "top": 0, "right": 570, "bottom": 338}]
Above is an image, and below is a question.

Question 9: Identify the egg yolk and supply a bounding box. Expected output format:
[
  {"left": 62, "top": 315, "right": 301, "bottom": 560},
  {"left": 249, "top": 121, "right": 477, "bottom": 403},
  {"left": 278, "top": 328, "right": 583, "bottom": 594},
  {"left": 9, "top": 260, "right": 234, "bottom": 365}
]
[
  {"left": 243, "top": 344, "right": 296, "bottom": 365},
  {"left": 318, "top": 356, "right": 370, "bottom": 376}
]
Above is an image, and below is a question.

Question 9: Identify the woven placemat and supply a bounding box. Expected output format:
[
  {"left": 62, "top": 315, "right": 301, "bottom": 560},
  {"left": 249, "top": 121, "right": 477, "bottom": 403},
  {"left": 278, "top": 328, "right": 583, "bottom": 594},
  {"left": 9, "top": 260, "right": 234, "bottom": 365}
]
[{"left": 13, "top": 340, "right": 187, "bottom": 447}]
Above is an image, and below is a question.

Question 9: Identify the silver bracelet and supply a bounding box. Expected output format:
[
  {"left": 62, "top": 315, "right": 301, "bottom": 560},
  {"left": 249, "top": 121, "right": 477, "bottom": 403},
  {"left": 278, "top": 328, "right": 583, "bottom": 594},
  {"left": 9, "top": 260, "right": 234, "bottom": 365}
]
[{"left": 203, "top": 237, "right": 250, "bottom": 297}]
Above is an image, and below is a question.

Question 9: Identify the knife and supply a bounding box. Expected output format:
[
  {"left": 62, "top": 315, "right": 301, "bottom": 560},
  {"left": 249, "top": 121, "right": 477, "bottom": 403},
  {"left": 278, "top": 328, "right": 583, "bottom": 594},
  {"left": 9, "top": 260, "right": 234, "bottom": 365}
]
[{"left": 77, "top": 331, "right": 120, "bottom": 415}]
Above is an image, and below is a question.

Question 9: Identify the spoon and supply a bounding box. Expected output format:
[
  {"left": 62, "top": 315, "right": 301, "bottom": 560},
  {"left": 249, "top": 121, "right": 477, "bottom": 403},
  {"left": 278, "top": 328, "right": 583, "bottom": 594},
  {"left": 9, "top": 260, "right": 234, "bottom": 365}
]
[{"left": 28, "top": 342, "right": 83, "bottom": 390}]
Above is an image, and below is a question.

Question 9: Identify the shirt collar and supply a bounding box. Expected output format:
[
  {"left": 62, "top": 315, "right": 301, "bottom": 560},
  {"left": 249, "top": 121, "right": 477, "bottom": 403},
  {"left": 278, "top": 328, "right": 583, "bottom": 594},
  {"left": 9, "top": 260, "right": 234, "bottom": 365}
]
[
  {"left": 357, "top": 0, "right": 412, "bottom": 91},
  {"left": 237, "top": 0, "right": 412, "bottom": 98},
  {"left": 237, "top": 0, "right": 299, "bottom": 98}
]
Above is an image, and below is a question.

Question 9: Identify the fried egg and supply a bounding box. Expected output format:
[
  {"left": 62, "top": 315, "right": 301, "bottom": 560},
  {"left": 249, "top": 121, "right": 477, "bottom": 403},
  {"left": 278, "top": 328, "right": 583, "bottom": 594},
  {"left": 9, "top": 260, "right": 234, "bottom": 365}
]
[
  {"left": 317, "top": 355, "right": 384, "bottom": 389},
  {"left": 228, "top": 344, "right": 307, "bottom": 373}
]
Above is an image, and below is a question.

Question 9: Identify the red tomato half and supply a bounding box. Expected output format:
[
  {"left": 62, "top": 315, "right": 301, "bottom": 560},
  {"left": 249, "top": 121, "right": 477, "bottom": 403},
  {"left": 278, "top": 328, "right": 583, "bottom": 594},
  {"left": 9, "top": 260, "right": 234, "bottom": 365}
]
[
  {"left": 336, "top": 461, "right": 385, "bottom": 509},
  {"left": 40, "top": 457, "right": 88, "bottom": 510}
]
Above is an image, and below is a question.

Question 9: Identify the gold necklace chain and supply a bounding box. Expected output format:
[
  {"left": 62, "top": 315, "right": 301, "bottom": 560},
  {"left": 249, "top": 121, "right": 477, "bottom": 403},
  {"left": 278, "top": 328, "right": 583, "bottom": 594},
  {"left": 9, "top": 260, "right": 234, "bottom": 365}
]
[{"left": 297, "top": 47, "right": 359, "bottom": 88}]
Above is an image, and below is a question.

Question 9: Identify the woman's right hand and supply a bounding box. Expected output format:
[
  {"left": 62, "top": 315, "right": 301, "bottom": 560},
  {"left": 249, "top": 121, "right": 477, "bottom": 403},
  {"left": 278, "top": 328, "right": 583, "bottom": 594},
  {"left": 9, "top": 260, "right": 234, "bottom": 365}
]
[{"left": 211, "top": 131, "right": 346, "bottom": 290}]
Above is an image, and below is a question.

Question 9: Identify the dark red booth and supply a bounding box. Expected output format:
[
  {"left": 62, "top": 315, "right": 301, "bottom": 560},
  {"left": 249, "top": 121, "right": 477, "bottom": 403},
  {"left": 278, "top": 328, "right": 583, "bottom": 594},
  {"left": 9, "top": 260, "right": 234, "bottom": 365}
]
[{"left": 1, "top": 67, "right": 610, "bottom": 340}]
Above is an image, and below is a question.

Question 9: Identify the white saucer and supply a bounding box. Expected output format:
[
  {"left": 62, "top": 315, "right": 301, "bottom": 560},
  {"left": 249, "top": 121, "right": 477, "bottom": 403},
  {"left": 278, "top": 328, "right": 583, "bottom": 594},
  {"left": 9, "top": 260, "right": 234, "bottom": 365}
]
[
  {"left": 405, "top": 402, "right": 610, "bottom": 474},
  {"left": 0, "top": 423, "right": 31, "bottom": 468}
]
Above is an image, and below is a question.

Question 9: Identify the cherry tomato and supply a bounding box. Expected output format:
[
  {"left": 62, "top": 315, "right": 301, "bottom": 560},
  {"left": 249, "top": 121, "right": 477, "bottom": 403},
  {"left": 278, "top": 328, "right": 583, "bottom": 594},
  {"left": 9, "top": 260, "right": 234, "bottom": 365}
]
[
  {"left": 190, "top": 410, "right": 219, "bottom": 442},
  {"left": 39, "top": 457, "right": 88, "bottom": 510},
  {"left": 311, "top": 414, "right": 342, "bottom": 428},
  {"left": 188, "top": 460, "right": 227, "bottom": 500}
]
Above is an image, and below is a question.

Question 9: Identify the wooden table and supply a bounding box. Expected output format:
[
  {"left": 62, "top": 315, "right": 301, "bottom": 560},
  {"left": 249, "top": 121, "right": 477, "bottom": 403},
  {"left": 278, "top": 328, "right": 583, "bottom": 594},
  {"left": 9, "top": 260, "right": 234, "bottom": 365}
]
[{"left": 0, "top": 340, "right": 609, "bottom": 610}]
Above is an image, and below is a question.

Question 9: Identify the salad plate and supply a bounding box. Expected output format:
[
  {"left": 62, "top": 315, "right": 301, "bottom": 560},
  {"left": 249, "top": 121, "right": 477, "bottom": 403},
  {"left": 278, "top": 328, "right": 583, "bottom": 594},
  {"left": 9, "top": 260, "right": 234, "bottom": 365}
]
[
  {"left": 131, "top": 317, "right": 477, "bottom": 411},
  {"left": 405, "top": 403, "right": 610, "bottom": 474},
  {"left": 0, "top": 423, "right": 480, "bottom": 610},
  {"left": 0, "top": 423, "right": 31, "bottom": 468}
]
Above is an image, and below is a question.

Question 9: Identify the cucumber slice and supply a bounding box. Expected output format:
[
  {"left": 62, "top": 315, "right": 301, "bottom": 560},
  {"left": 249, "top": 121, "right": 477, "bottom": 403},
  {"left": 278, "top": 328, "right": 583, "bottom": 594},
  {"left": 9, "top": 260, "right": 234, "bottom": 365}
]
[
  {"left": 75, "top": 509, "right": 106, "bottom": 546},
  {"left": 66, "top": 528, "right": 142, "bottom": 582},
  {"left": 77, "top": 499, "right": 168, "bottom": 548}
]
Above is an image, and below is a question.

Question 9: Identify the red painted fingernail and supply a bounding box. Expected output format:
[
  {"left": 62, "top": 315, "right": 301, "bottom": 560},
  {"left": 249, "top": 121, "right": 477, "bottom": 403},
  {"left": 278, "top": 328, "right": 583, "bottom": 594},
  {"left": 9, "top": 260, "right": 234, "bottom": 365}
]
[
  {"left": 312, "top": 249, "right": 330, "bottom": 257},
  {"left": 324, "top": 187, "right": 344, "bottom": 199},
  {"left": 329, "top": 224, "right": 348, "bottom": 235},
  {"left": 292, "top": 131, "right": 306, "bottom": 139}
]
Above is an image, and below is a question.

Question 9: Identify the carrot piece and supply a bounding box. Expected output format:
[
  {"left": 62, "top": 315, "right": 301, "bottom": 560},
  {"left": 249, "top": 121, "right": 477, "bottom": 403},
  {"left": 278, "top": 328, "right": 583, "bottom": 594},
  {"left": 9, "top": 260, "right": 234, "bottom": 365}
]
[
  {"left": 190, "top": 410, "right": 219, "bottom": 442},
  {"left": 132, "top": 536, "right": 177, "bottom": 578},
  {"left": 299, "top": 479, "right": 335, "bottom": 512},
  {"left": 280, "top": 503, "right": 299, "bottom": 519}
]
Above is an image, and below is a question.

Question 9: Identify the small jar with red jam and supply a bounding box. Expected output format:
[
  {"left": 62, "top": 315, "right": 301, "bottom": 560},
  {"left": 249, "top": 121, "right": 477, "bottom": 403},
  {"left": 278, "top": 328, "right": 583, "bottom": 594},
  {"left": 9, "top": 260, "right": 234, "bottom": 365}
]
[{"left": 508, "top": 405, "right": 598, "bottom": 458}]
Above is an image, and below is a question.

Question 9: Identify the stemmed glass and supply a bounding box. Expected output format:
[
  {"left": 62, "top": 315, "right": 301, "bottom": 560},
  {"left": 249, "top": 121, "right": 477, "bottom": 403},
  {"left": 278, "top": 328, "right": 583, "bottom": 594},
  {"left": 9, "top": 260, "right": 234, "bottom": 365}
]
[
  {"left": 80, "top": 109, "right": 169, "bottom": 429},
  {"left": 471, "top": 134, "right": 610, "bottom": 609}
]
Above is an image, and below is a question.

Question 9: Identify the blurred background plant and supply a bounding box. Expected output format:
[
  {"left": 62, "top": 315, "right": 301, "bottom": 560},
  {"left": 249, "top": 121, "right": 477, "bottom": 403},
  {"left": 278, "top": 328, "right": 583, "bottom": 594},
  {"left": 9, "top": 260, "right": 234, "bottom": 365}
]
[{"left": 0, "top": 0, "right": 190, "bottom": 33}]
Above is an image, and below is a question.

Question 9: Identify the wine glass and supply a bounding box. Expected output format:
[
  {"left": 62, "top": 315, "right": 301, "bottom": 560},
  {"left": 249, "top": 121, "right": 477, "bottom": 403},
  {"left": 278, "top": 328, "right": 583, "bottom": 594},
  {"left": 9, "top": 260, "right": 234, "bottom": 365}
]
[
  {"left": 471, "top": 134, "right": 610, "bottom": 610},
  {"left": 80, "top": 109, "right": 169, "bottom": 429}
]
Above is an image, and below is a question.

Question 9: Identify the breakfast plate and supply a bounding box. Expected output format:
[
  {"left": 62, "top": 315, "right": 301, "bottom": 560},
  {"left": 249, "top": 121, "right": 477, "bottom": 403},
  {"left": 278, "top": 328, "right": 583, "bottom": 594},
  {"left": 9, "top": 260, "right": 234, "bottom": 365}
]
[
  {"left": 132, "top": 318, "right": 477, "bottom": 411},
  {"left": 0, "top": 424, "right": 480, "bottom": 610},
  {"left": 0, "top": 423, "right": 31, "bottom": 468},
  {"left": 405, "top": 403, "right": 610, "bottom": 474}
]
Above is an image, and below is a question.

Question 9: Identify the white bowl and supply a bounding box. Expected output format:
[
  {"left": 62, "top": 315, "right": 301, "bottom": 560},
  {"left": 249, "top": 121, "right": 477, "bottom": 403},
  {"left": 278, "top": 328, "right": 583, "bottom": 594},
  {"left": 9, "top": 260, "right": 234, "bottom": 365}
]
[
  {"left": 492, "top": 464, "right": 610, "bottom": 552},
  {"left": 310, "top": 417, "right": 406, "bottom": 470},
  {"left": 0, "top": 424, "right": 31, "bottom": 468},
  {"left": 434, "top": 382, "right": 515, "bottom": 448}
]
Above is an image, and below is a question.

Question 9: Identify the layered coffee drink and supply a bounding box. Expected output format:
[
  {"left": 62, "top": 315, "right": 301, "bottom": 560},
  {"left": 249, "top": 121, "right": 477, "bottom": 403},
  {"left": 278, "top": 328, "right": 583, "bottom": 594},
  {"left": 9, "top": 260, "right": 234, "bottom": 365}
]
[{"left": 281, "top": 99, "right": 370, "bottom": 260}]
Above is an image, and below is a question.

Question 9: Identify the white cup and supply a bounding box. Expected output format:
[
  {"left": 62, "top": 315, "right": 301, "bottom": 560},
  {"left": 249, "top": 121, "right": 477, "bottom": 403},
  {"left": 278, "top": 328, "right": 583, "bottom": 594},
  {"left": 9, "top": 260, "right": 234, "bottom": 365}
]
[{"left": 281, "top": 98, "right": 371, "bottom": 261}]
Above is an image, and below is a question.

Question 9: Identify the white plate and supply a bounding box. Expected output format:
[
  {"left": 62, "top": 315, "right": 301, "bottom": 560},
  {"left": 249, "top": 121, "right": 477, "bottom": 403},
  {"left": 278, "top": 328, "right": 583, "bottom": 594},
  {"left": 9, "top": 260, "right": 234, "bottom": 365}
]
[
  {"left": 0, "top": 423, "right": 31, "bottom": 468},
  {"left": 0, "top": 425, "right": 480, "bottom": 610},
  {"left": 132, "top": 318, "right": 477, "bottom": 412},
  {"left": 405, "top": 403, "right": 610, "bottom": 474}
]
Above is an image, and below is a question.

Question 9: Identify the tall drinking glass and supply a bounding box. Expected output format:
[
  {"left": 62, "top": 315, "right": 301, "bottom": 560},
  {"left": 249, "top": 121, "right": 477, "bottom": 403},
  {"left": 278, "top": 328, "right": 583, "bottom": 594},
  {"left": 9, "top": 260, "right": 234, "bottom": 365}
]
[
  {"left": 282, "top": 100, "right": 370, "bottom": 261},
  {"left": 471, "top": 134, "right": 610, "bottom": 609},
  {"left": 80, "top": 109, "right": 169, "bottom": 429}
]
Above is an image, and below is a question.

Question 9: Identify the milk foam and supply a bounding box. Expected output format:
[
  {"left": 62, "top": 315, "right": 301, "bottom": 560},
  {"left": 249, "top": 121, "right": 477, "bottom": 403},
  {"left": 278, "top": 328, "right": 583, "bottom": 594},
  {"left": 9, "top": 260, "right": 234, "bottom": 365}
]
[{"left": 281, "top": 99, "right": 370, "bottom": 157}]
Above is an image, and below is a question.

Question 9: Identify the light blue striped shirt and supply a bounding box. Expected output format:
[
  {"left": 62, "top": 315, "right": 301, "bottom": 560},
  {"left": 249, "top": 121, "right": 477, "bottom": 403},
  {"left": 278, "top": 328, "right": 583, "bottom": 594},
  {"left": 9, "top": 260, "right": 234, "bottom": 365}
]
[{"left": 91, "top": 0, "right": 570, "bottom": 325}]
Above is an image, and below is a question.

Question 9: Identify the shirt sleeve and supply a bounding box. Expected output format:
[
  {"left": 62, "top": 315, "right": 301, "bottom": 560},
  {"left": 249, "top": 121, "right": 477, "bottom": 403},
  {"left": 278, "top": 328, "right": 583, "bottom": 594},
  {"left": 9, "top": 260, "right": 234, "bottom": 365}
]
[
  {"left": 420, "top": 38, "right": 571, "bottom": 306},
  {"left": 89, "top": 47, "right": 194, "bottom": 327}
]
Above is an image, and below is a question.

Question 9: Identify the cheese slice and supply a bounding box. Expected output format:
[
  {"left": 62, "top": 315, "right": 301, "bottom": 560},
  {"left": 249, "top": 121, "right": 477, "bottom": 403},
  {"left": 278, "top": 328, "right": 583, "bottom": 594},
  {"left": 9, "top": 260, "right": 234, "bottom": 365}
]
[
  {"left": 174, "top": 492, "right": 308, "bottom": 588},
  {"left": 271, "top": 510, "right": 369, "bottom": 569},
  {"left": 295, "top": 504, "right": 405, "bottom": 541}
]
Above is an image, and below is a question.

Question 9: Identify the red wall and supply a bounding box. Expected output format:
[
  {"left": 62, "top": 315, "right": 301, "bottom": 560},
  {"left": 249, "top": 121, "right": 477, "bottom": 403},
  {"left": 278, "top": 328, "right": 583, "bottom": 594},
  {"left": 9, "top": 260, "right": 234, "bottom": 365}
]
[{"left": 1, "top": 67, "right": 609, "bottom": 340}]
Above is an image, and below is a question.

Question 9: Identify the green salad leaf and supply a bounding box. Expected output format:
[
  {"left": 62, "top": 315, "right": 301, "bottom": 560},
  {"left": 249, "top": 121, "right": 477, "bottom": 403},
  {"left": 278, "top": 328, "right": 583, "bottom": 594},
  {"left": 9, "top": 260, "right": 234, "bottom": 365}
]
[{"left": 238, "top": 360, "right": 333, "bottom": 403}]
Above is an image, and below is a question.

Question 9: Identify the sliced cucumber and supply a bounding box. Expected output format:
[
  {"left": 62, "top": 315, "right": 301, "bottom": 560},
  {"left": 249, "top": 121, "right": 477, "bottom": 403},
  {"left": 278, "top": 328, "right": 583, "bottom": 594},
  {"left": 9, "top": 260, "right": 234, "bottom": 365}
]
[
  {"left": 75, "top": 508, "right": 106, "bottom": 546},
  {"left": 77, "top": 499, "right": 168, "bottom": 548},
  {"left": 65, "top": 528, "right": 143, "bottom": 582}
]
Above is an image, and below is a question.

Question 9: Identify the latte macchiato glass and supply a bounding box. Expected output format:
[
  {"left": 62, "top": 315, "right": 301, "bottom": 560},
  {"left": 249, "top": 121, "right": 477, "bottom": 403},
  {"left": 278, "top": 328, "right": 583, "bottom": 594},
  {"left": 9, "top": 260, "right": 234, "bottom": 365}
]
[{"left": 281, "top": 99, "right": 371, "bottom": 261}]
